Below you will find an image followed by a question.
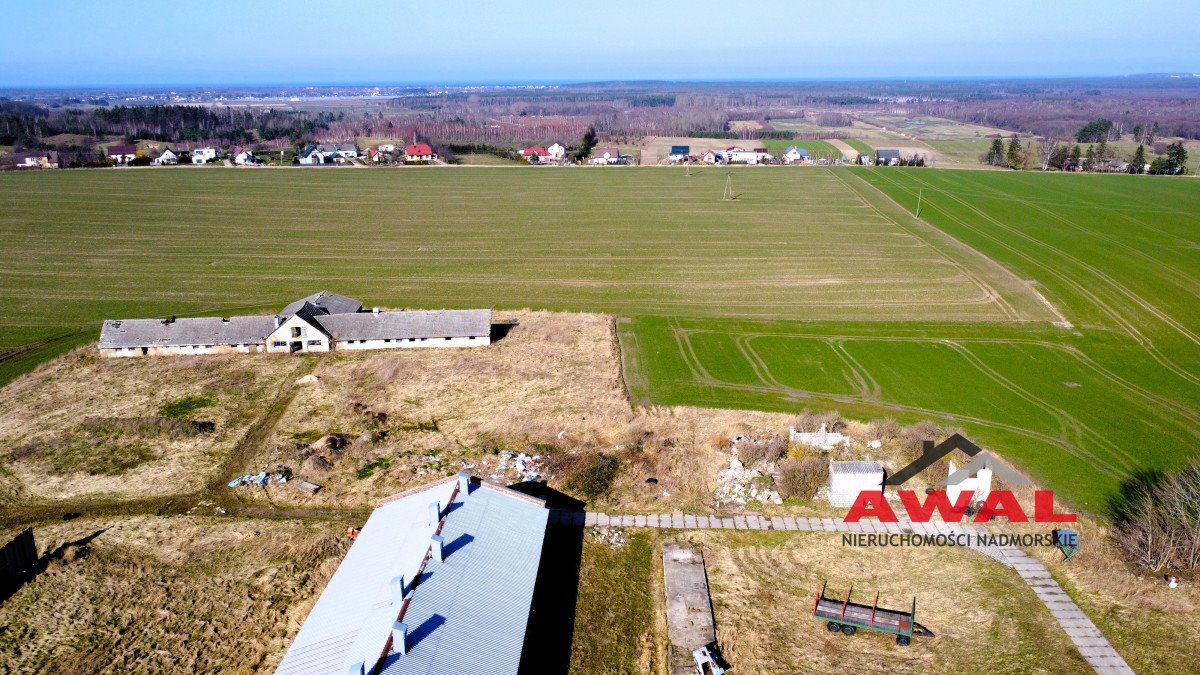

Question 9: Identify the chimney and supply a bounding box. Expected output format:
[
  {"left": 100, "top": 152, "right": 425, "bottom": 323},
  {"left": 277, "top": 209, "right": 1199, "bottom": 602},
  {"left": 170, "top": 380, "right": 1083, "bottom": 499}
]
[
  {"left": 347, "top": 662, "right": 365, "bottom": 675},
  {"left": 457, "top": 472, "right": 472, "bottom": 495},
  {"left": 274, "top": 316, "right": 281, "bottom": 328},
  {"left": 392, "top": 622, "right": 409, "bottom": 656},
  {"left": 372, "top": 306, "right": 380, "bottom": 315},
  {"left": 431, "top": 534, "right": 444, "bottom": 562},
  {"left": 428, "top": 501, "right": 441, "bottom": 525},
  {"left": 389, "top": 575, "right": 407, "bottom": 603}
]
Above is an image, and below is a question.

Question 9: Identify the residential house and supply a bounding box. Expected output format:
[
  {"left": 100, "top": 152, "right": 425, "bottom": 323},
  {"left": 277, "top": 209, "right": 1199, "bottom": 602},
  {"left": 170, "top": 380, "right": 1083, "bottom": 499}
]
[
  {"left": 520, "top": 146, "right": 550, "bottom": 163},
  {"left": 106, "top": 144, "right": 138, "bottom": 164},
  {"left": 367, "top": 148, "right": 380, "bottom": 162},
  {"left": 152, "top": 148, "right": 178, "bottom": 165},
  {"left": 875, "top": 148, "right": 901, "bottom": 166},
  {"left": 668, "top": 145, "right": 690, "bottom": 163},
  {"left": 782, "top": 146, "right": 810, "bottom": 165},
  {"left": 333, "top": 142, "right": 358, "bottom": 159},
  {"left": 12, "top": 150, "right": 58, "bottom": 169},
  {"left": 726, "top": 146, "right": 772, "bottom": 164},
  {"left": 191, "top": 147, "right": 218, "bottom": 164},
  {"left": 404, "top": 143, "right": 435, "bottom": 162},
  {"left": 588, "top": 147, "right": 622, "bottom": 165},
  {"left": 859, "top": 153, "right": 872, "bottom": 165},
  {"left": 233, "top": 150, "right": 260, "bottom": 165},
  {"left": 98, "top": 291, "right": 491, "bottom": 357},
  {"left": 378, "top": 143, "right": 397, "bottom": 153},
  {"left": 701, "top": 149, "right": 720, "bottom": 164},
  {"left": 275, "top": 472, "right": 549, "bottom": 675},
  {"left": 298, "top": 145, "right": 325, "bottom": 165},
  {"left": 547, "top": 142, "right": 566, "bottom": 161}
]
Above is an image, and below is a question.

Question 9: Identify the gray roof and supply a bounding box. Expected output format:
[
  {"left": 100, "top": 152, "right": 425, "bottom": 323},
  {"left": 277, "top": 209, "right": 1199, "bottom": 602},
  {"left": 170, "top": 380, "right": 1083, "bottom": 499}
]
[
  {"left": 99, "top": 315, "right": 275, "bottom": 349},
  {"left": 276, "top": 475, "right": 548, "bottom": 675},
  {"left": 876, "top": 148, "right": 901, "bottom": 159},
  {"left": 279, "top": 291, "right": 363, "bottom": 318},
  {"left": 316, "top": 309, "right": 491, "bottom": 341},
  {"left": 830, "top": 461, "right": 884, "bottom": 475}
]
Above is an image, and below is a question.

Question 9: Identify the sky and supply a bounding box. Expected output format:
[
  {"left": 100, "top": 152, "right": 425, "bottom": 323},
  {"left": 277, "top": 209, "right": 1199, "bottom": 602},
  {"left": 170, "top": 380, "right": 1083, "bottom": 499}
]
[{"left": 3, "top": 0, "right": 1199, "bottom": 87}]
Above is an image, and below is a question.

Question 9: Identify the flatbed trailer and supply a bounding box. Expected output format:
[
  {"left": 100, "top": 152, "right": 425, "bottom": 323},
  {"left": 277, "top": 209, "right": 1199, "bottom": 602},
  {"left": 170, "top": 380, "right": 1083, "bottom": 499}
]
[{"left": 812, "top": 581, "right": 934, "bottom": 646}]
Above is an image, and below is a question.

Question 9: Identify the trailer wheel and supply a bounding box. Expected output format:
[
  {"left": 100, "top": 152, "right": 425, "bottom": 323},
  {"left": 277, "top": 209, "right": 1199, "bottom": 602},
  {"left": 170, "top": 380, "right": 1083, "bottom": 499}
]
[
  {"left": 841, "top": 625, "right": 857, "bottom": 636},
  {"left": 896, "top": 635, "right": 911, "bottom": 647},
  {"left": 826, "top": 621, "right": 841, "bottom": 633}
]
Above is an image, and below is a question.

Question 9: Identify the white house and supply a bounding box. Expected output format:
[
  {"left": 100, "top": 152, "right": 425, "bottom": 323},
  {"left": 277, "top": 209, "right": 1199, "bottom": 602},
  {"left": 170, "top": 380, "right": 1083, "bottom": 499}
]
[
  {"left": 12, "top": 150, "right": 58, "bottom": 169},
  {"left": 233, "top": 150, "right": 260, "bottom": 165},
  {"left": 547, "top": 142, "right": 566, "bottom": 161},
  {"left": 827, "top": 461, "right": 884, "bottom": 507},
  {"left": 588, "top": 147, "right": 622, "bottom": 165},
  {"left": 98, "top": 291, "right": 491, "bottom": 357},
  {"left": 782, "top": 146, "right": 810, "bottom": 165},
  {"left": 945, "top": 459, "right": 993, "bottom": 506},
  {"left": 789, "top": 423, "right": 849, "bottom": 451},
  {"left": 701, "top": 150, "right": 720, "bottom": 164},
  {"left": 152, "top": 148, "right": 178, "bottom": 165},
  {"left": 106, "top": 144, "right": 138, "bottom": 164},
  {"left": 298, "top": 145, "right": 324, "bottom": 165},
  {"left": 404, "top": 143, "right": 435, "bottom": 162},
  {"left": 668, "top": 145, "right": 690, "bottom": 163},
  {"left": 378, "top": 143, "right": 397, "bottom": 153},
  {"left": 726, "top": 146, "right": 772, "bottom": 164},
  {"left": 191, "top": 147, "right": 218, "bottom": 164}
]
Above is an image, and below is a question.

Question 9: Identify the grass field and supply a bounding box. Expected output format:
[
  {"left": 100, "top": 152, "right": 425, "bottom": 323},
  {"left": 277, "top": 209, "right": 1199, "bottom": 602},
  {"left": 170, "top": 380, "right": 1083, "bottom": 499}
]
[
  {"left": 621, "top": 168, "right": 1200, "bottom": 512},
  {"left": 760, "top": 138, "right": 844, "bottom": 159}
]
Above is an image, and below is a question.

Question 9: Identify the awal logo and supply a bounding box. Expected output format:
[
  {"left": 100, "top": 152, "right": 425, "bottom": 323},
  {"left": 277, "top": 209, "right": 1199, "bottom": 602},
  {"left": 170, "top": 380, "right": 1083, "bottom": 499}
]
[{"left": 844, "top": 434, "right": 1076, "bottom": 524}]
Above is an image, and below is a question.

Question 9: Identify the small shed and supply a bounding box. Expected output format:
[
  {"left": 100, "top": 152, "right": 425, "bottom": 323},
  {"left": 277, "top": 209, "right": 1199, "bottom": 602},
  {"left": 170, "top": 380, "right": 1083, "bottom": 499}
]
[{"left": 828, "top": 461, "right": 884, "bottom": 507}]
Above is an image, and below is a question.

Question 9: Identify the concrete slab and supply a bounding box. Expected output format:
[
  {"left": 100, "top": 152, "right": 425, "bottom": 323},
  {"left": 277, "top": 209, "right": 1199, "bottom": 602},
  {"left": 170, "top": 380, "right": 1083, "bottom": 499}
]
[
  {"left": 733, "top": 516, "right": 748, "bottom": 529},
  {"left": 783, "top": 517, "right": 799, "bottom": 530},
  {"left": 684, "top": 515, "right": 697, "bottom": 529},
  {"left": 663, "top": 545, "right": 718, "bottom": 675}
]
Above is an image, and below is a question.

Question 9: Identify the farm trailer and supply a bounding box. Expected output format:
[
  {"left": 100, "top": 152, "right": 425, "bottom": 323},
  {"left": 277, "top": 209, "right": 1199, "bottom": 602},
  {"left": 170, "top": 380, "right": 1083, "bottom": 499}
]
[{"left": 812, "top": 581, "right": 934, "bottom": 646}]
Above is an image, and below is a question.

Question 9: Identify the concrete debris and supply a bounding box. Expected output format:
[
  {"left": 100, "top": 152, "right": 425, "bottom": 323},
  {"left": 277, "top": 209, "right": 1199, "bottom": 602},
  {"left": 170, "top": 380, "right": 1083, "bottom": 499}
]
[
  {"left": 715, "top": 456, "right": 783, "bottom": 506},
  {"left": 295, "top": 374, "right": 320, "bottom": 386},
  {"left": 228, "top": 467, "right": 292, "bottom": 487},
  {"left": 868, "top": 439, "right": 882, "bottom": 449},
  {"left": 311, "top": 434, "right": 347, "bottom": 455},
  {"left": 589, "top": 526, "right": 627, "bottom": 548}
]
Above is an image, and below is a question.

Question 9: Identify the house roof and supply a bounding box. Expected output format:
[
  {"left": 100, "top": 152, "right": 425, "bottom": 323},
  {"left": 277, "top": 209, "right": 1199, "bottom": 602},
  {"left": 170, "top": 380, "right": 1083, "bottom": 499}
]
[
  {"left": 785, "top": 146, "right": 810, "bottom": 156},
  {"left": 670, "top": 145, "right": 690, "bottom": 155},
  {"left": 278, "top": 291, "right": 363, "bottom": 318},
  {"left": 107, "top": 144, "right": 138, "bottom": 156},
  {"left": 276, "top": 474, "right": 548, "bottom": 675},
  {"left": 405, "top": 143, "right": 433, "bottom": 156},
  {"left": 725, "top": 145, "right": 746, "bottom": 152},
  {"left": 99, "top": 316, "right": 276, "bottom": 349},
  {"left": 830, "top": 461, "right": 884, "bottom": 475},
  {"left": 876, "top": 148, "right": 901, "bottom": 159},
  {"left": 593, "top": 147, "right": 619, "bottom": 158},
  {"left": 521, "top": 146, "right": 549, "bottom": 157},
  {"left": 315, "top": 309, "right": 491, "bottom": 341}
]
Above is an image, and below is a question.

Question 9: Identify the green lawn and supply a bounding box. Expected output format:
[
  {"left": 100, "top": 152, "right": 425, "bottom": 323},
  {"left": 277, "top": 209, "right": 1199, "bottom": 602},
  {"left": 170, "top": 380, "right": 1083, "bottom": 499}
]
[
  {"left": 620, "top": 168, "right": 1200, "bottom": 513},
  {"left": 760, "top": 138, "right": 844, "bottom": 159}
]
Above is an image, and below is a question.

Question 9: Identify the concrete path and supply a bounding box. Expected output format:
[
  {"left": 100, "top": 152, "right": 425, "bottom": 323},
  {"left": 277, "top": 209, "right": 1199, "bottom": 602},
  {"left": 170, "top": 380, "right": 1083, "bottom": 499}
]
[
  {"left": 662, "top": 545, "right": 717, "bottom": 675},
  {"left": 551, "top": 510, "right": 1133, "bottom": 674}
]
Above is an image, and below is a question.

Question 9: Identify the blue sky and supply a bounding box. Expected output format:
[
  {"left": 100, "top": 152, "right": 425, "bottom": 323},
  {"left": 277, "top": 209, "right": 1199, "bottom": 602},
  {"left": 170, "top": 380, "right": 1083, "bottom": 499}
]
[{"left": 3, "top": 0, "right": 1198, "bottom": 87}]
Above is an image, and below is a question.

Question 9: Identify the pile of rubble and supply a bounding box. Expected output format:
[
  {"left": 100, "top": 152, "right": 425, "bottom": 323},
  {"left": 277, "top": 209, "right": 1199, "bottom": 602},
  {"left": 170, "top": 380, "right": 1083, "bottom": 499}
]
[
  {"left": 228, "top": 466, "right": 292, "bottom": 488},
  {"left": 714, "top": 456, "right": 783, "bottom": 507},
  {"left": 588, "top": 526, "right": 627, "bottom": 548}
]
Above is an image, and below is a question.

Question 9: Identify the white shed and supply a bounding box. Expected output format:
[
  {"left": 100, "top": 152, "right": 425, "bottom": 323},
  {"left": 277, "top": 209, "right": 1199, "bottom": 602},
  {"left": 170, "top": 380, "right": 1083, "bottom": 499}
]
[{"left": 828, "top": 460, "right": 884, "bottom": 507}]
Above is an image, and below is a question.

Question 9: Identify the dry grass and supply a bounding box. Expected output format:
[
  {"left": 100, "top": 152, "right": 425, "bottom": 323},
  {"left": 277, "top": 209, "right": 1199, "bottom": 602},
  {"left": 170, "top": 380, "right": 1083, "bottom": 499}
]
[
  {"left": 0, "top": 515, "right": 347, "bottom": 673},
  {"left": 0, "top": 348, "right": 304, "bottom": 504},
  {"left": 687, "top": 530, "right": 1086, "bottom": 674}
]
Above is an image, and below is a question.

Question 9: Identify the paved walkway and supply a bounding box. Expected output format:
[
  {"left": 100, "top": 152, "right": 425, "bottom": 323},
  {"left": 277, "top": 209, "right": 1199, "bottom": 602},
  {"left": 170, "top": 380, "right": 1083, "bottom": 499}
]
[{"left": 550, "top": 510, "right": 1133, "bottom": 674}]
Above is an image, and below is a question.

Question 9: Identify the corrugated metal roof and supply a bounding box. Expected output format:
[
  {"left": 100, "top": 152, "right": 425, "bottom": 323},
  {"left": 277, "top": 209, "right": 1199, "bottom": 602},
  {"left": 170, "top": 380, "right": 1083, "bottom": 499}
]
[
  {"left": 279, "top": 291, "right": 363, "bottom": 318},
  {"left": 99, "top": 315, "right": 275, "bottom": 349},
  {"left": 315, "top": 310, "right": 491, "bottom": 342},
  {"left": 830, "top": 461, "right": 884, "bottom": 475},
  {"left": 276, "top": 476, "right": 547, "bottom": 675}
]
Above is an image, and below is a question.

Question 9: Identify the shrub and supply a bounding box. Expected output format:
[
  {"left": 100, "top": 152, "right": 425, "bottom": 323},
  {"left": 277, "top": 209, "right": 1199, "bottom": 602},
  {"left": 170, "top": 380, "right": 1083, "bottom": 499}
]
[
  {"left": 562, "top": 452, "right": 621, "bottom": 500},
  {"left": 1113, "top": 462, "right": 1200, "bottom": 572},
  {"left": 737, "top": 435, "right": 787, "bottom": 467},
  {"left": 777, "top": 458, "right": 829, "bottom": 501}
]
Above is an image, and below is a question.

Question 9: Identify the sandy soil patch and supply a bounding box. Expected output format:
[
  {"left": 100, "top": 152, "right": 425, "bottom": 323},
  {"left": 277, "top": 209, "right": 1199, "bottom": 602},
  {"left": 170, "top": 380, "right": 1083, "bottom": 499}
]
[{"left": 826, "top": 139, "right": 862, "bottom": 159}]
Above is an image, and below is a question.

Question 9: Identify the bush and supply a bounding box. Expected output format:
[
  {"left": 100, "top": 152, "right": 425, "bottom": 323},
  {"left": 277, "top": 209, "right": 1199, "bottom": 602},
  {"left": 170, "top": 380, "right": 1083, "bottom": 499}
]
[
  {"left": 1113, "top": 462, "right": 1200, "bottom": 572},
  {"left": 777, "top": 458, "right": 829, "bottom": 500},
  {"left": 561, "top": 452, "right": 621, "bottom": 500},
  {"left": 737, "top": 436, "right": 787, "bottom": 467}
]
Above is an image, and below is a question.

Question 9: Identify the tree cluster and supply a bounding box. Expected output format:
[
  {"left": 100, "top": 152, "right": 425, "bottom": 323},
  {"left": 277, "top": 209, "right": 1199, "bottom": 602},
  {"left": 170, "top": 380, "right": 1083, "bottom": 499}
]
[{"left": 1113, "top": 462, "right": 1200, "bottom": 573}]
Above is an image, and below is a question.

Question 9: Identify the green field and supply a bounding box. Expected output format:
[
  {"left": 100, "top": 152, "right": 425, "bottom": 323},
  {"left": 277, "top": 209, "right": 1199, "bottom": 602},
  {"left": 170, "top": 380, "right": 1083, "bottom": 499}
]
[
  {"left": 622, "top": 169, "right": 1200, "bottom": 511},
  {"left": 1, "top": 166, "right": 1197, "bottom": 513},
  {"left": 843, "top": 139, "right": 873, "bottom": 155},
  {"left": 760, "top": 139, "right": 844, "bottom": 159}
]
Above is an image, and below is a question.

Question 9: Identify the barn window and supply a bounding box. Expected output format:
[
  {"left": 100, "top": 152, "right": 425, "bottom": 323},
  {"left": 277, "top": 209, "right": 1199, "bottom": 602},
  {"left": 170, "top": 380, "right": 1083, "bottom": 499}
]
[{"left": 308, "top": 340, "right": 321, "bottom": 346}]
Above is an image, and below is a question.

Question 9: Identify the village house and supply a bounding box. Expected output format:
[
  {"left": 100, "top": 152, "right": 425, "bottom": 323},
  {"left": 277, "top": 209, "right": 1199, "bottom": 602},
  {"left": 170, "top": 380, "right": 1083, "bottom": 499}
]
[
  {"left": 152, "top": 148, "right": 178, "bottom": 165},
  {"left": 233, "top": 150, "right": 260, "bottom": 165},
  {"left": 298, "top": 145, "right": 324, "bottom": 165},
  {"left": 725, "top": 145, "right": 772, "bottom": 164},
  {"left": 191, "top": 147, "right": 218, "bottom": 164},
  {"left": 12, "top": 150, "right": 58, "bottom": 169},
  {"left": 701, "top": 149, "right": 720, "bottom": 164},
  {"left": 404, "top": 142, "right": 435, "bottom": 162},
  {"left": 98, "top": 291, "right": 491, "bottom": 357},
  {"left": 875, "top": 148, "right": 901, "bottom": 165},
  {"left": 668, "top": 145, "right": 690, "bottom": 163},
  {"left": 588, "top": 147, "right": 622, "bottom": 165},
  {"left": 520, "top": 146, "right": 550, "bottom": 163},
  {"left": 106, "top": 144, "right": 138, "bottom": 164},
  {"left": 547, "top": 142, "right": 566, "bottom": 161},
  {"left": 378, "top": 143, "right": 397, "bottom": 153},
  {"left": 782, "top": 146, "right": 810, "bottom": 165},
  {"left": 276, "top": 473, "right": 548, "bottom": 675}
]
